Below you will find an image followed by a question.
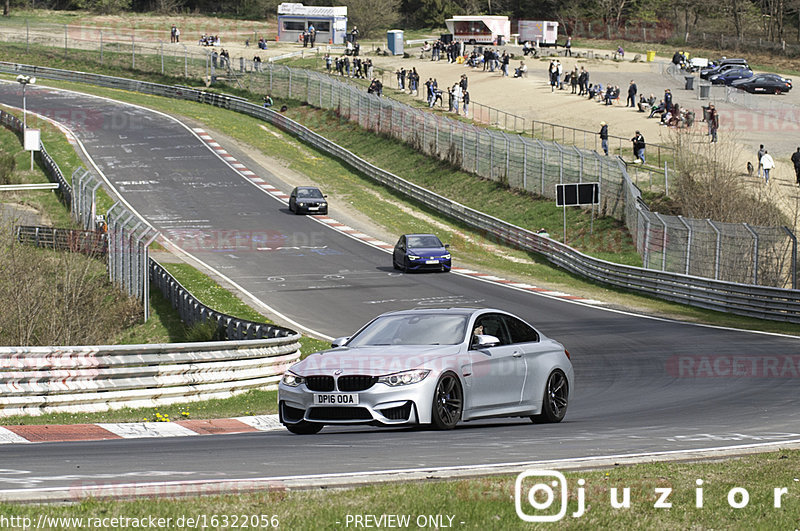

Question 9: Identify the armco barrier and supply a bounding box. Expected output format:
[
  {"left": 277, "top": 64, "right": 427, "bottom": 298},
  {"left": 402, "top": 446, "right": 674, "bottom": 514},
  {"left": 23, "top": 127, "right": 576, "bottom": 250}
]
[
  {"left": 150, "top": 259, "right": 294, "bottom": 340},
  {"left": 1, "top": 62, "right": 799, "bottom": 322},
  {"left": 0, "top": 336, "right": 301, "bottom": 416}
]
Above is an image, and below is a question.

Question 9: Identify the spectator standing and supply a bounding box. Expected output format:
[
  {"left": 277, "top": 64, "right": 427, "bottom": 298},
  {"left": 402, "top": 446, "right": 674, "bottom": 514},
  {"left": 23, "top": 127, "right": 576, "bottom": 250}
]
[
  {"left": 463, "top": 89, "right": 470, "bottom": 116},
  {"left": 599, "top": 121, "right": 609, "bottom": 156},
  {"left": 757, "top": 144, "right": 766, "bottom": 177},
  {"left": 631, "top": 131, "right": 646, "bottom": 163},
  {"left": 565, "top": 36, "right": 572, "bottom": 57},
  {"left": 791, "top": 147, "right": 800, "bottom": 185},
  {"left": 175, "top": 27, "right": 180, "bottom": 43},
  {"left": 761, "top": 150, "right": 775, "bottom": 184},
  {"left": 350, "top": 26, "right": 359, "bottom": 42},
  {"left": 308, "top": 23, "right": 316, "bottom": 47},
  {"left": 170, "top": 24, "right": 177, "bottom": 43},
  {"left": 627, "top": 80, "right": 637, "bottom": 108},
  {"left": 556, "top": 60, "right": 563, "bottom": 89},
  {"left": 578, "top": 67, "right": 587, "bottom": 95},
  {"left": 325, "top": 53, "right": 332, "bottom": 72},
  {"left": 664, "top": 88, "right": 673, "bottom": 110},
  {"left": 707, "top": 104, "right": 719, "bottom": 143}
]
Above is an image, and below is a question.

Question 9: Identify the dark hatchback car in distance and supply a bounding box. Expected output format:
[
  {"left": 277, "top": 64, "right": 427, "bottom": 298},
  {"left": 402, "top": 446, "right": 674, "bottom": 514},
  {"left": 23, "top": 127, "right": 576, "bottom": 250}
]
[
  {"left": 289, "top": 186, "right": 328, "bottom": 215},
  {"left": 393, "top": 234, "right": 451, "bottom": 272}
]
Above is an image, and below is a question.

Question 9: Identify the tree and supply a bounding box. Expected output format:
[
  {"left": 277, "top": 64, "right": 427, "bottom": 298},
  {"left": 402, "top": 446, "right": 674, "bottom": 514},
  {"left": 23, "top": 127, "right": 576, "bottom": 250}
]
[{"left": 340, "top": 0, "right": 401, "bottom": 38}]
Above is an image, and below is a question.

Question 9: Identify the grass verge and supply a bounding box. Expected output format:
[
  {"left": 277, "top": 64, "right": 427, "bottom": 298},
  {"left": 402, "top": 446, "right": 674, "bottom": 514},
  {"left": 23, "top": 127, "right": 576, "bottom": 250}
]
[{"left": 0, "top": 450, "right": 797, "bottom": 528}]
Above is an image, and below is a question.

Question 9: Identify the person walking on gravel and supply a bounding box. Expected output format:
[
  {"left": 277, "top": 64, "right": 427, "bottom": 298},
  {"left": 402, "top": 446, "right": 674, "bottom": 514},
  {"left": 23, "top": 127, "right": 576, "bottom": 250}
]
[
  {"left": 631, "top": 131, "right": 646, "bottom": 164},
  {"left": 761, "top": 150, "right": 775, "bottom": 184},
  {"left": 599, "top": 122, "right": 609, "bottom": 156},
  {"left": 792, "top": 147, "right": 800, "bottom": 185}
]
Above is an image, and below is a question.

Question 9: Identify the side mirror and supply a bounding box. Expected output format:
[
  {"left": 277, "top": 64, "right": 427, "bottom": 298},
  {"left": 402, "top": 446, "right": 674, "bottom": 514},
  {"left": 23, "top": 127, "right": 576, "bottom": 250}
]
[
  {"left": 444, "top": 244, "right": 450, "bottom": 249},
  {"left": 323, "top": 194, "right": 328, "bottom": 198},
  {"left": 472, "top": 334, "right": 500, "bottom": 349},
  {"left": 331, "top": 336, "right": 350, "bottom": 348}
]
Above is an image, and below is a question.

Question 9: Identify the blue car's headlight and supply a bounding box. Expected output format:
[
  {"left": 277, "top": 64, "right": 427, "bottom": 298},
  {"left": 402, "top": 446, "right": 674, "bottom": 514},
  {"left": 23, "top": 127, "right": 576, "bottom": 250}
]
[
  {"left": 441, "top": 254, "right": 451, "bottom": 260},
  {"left": 408, "top": 255, "right": 421, "bottom": 260},
  {"left": 281, "top": 372, "right": 305, "bottom": 387},
  {"left": 378, "top": 369, "right": 431, "bottom": 387}
]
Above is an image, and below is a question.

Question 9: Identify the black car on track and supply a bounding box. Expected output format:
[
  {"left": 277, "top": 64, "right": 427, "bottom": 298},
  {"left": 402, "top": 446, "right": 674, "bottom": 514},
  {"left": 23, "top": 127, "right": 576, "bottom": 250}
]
[
  {"left": 731, "top": 74, "right": 793, "bottom": 94},
  {"left": 289, "top": 186, "right": 328, "bottom": 215}
]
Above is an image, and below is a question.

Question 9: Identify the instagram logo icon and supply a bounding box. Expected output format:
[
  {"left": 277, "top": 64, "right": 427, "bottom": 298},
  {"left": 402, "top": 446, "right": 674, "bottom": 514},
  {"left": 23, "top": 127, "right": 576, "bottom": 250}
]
[{"left": 515, "top": 470, "right": 584, "bottom": 522}]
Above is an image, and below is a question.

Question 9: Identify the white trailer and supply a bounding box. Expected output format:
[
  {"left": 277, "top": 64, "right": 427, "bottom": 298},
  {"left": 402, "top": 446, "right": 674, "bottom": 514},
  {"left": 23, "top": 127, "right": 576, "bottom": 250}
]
[
  {"left": 445, "top": 15, "right": 511, "bottom": 45},
  {"left": 518, "top": 20, "right": 559, "bottom": 47}
]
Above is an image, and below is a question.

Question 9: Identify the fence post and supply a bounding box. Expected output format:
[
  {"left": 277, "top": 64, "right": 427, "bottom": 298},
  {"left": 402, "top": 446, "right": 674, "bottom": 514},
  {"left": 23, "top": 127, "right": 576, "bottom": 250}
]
[
  {"left": 707, "top": 219, "right": 721, "bottom": 280},
  {"left": 64, "top": 24, "right": 68, "bottom": 58},
  {"left": 100, "top": 30, "right": 104, "bottom": 64},
  {"left": 161, "top": 42, "right": 164, "bottom": 74},
  {"left": 784, "top": 226, "right": 797, "bottom": 289},
  {"left": 743, "top": 223, "right": 758, "bottom": 285},
  {"left": 26, "top": 19, "right": 29, "bottom": 53},
  {"left": 132, "top": 35, "right": 135, "bottom": 69},
  {"left": 522, "top": 139, "right": 528, "bottom": 189},
  {"left": 655, "top": 213, "right": 669, "bottom": 271},
  {"left": 642, "top": 218, "right": 651, "bottom": 267},
  {"left": 664, "top": 161, "right": 669, "bottom": 196},
  {"left": 678, "top": 215, "right": 692, "bottom": 275}
]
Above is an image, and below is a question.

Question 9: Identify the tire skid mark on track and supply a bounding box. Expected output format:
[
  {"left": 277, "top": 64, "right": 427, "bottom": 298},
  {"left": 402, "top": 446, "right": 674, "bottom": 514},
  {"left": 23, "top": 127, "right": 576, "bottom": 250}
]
[{"left": 191, "top": 128, "right": 608, "bottom": 307}]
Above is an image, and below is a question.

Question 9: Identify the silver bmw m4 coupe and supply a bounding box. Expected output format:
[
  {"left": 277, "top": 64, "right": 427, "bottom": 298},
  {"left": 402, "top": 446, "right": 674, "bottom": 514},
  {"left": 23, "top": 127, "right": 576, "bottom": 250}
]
[{"left": 278, "top": 308, "right": 573, "bottom": 434}]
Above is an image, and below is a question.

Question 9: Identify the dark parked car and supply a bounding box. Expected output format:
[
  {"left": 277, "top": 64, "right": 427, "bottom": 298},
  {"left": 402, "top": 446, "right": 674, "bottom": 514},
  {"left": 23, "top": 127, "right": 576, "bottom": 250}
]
[
  {"left": 731, "top": 74, "right": 793, "bottom": 94},
  {"left": 709, "top": 67, "right": 753, "bottom": 85},
  {"left": 392, "top": 233, "right": 451, "bottom": 272},
  {"left": 289, "top": 186, "right": 328, "bottom": 215},
  {"left": 701, "top": 62, "right": 749, "bottom": 81},
  {"left": 700, "top": 58, "right": 749, "bottom": 79}
]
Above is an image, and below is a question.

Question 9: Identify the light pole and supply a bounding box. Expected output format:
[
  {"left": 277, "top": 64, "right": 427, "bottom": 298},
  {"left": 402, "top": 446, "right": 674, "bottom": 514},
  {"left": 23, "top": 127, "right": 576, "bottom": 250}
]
[{"left": 15, "top": 74, "right": 35, "bottom": 130}]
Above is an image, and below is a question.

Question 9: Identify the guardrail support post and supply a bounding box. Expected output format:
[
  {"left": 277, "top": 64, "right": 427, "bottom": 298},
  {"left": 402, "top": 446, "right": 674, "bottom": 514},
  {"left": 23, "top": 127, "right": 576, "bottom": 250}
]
[
  {"left": 678, "top": 215, "right": 692, "bottom": 276},
  {"left": 743, "top": 223, "right": 758, "bottom": 285},
  {"left": 707, "top": 219, "right": 721, "bottom": 280}
]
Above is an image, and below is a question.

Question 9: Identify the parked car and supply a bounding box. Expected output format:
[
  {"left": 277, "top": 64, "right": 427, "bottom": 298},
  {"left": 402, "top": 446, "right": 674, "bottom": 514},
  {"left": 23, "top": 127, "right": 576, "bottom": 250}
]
[
  {"left": 278, "top": 307, "right": 574, "bottom": 434},
  {"left": 392, "top": 233, "right": 451, "bottom": 272},
  {"left": 701, "top": 58, "right": 749, "bottom": 79},
  {"left": 289, "top": 186, "right": 328, "bottom": 215},
  {"left": 731, "top": 74, "right": 793, "bottom": 94},
  {"left": 709, "top": 67, "right": 754, "bottom": 85}
]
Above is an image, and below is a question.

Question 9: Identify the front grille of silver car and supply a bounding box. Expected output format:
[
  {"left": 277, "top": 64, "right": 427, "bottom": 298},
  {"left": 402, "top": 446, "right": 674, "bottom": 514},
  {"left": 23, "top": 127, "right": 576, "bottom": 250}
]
[
  {"left": 305, "top": 375, "right": 335, "bottom": 392},
  {"left": 307, "top": 407, "right": 372, "bottom": 421},
  {"left": 336, "top": 375, "right": 378, "bottom": 392}
]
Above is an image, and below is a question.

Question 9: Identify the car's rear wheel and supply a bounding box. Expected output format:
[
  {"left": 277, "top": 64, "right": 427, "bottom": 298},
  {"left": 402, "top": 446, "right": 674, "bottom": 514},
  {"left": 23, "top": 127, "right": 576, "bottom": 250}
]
[
  {"left": 431, "top": 372, "right": 463, "bottom": 430},
  {"left": 531, "top": 370, "right": 568, "bottom": 423},
  {"left": 285, "top": 420, "right": 324, "bottom": 435}
]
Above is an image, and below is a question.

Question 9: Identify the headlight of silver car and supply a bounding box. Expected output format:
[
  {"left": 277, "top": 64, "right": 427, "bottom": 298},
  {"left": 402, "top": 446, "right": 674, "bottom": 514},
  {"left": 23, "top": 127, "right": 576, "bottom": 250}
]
[
  {"left": 378, "top": 369, "right": 431, "bottom": 387},
  {"left": 281, "top": 372, "right": 305, "bottom": 387}
]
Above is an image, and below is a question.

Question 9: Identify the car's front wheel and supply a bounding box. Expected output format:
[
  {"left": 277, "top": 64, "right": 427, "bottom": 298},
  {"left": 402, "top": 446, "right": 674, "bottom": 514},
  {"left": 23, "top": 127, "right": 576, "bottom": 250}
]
[
  {"left": 431, "top": 372, "right": 463, "bottom": 430},
  {"left": 531, "top": 370, "right": 568, "bottom": 423},
  {"left": 285, "top": 421, "right": 324, "bottom": 435}
]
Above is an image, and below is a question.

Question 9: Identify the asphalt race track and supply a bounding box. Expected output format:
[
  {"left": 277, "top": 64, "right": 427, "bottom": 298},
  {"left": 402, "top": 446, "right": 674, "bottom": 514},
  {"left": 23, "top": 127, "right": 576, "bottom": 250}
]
[{"left": 0, "top": 83, "right": 798, "bottom": 496}]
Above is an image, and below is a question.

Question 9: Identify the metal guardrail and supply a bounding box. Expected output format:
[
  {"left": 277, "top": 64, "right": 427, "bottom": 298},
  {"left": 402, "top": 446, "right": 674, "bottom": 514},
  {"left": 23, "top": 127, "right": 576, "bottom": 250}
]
[
  {"left": 0, "top": 336, "right": 301, "bottom": 416},
  {"left": 150, "top": 259, "right": 296, "bottom": 341},
  {"left": 1, "top": 62, "right": 798, "bottom": 322},
  {"left": 16, "top": 224, "right": 107, "bottom": 254}
]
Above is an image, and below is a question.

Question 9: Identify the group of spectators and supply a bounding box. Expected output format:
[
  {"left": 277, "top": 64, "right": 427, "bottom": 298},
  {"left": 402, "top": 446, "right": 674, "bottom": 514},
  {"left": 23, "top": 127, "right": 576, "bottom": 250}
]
[
  {"left": 210, "top": 49, "right": 231, "bottom": 69},
  {"left": 199, "top": 34, "right": 221, "bottom": 46},
  {"left": 301, "top": 24, "right": 317, "bottom": 48},
  {"left": 395, "top": 67, "right": 421, "bottom": 95},
  {"left": 169, "top": 25, "right": 181, "bottom": 43},
  {"left": 326, "top": 53, "right": 374, "bottom": 80},
  {"left": 423, "top": 75, "right": 470, "bottom": 115}
]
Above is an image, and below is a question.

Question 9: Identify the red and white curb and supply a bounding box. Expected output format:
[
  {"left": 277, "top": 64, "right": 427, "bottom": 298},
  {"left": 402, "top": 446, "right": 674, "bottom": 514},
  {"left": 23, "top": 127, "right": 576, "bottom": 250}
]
[
  {"left": 192, "top": 128, "right": 605, "bottom": 306},
  {"left": 0, "top": 414, "right": 283, "bottom": 444}
]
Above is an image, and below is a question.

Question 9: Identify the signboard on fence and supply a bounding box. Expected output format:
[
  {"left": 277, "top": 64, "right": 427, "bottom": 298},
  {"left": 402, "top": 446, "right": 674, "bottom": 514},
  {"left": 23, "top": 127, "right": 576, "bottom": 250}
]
[{"left": 556, "top": 182, "right": 599, "bottom": 207}]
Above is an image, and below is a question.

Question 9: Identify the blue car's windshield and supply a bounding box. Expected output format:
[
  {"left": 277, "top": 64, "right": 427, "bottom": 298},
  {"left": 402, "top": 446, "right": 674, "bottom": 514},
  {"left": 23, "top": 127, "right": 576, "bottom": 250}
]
[
  {"left": 347, "top": 314, "right": 468, "bottom": 347},
  {"left": 407, "top": 235, "right": 443, "bottom": 249}
]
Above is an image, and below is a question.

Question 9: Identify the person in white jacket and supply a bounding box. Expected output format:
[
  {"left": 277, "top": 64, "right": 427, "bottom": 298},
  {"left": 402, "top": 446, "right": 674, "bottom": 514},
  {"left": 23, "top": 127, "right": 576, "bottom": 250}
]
[{"left": 761, "top": 150, "right": 775, "bottom": 184}]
